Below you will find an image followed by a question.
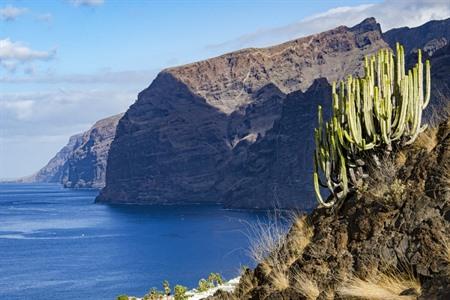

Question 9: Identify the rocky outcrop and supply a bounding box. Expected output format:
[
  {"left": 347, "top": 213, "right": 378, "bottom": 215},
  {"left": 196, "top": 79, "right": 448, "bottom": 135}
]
[
  {"left": 97, "top": 18, "right": 388, "bottom": 205},
  {"left": 210, "top": 119, "right": 450, "bottom": 299},
  {"left": 22, "top": 113, "right": 122, "bottom": 188}
]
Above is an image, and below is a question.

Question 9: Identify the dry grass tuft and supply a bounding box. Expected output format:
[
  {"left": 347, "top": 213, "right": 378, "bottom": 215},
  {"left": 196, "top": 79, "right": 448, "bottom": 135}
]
[
  {"left": 292, "top": 270, "right": 320, "bottom": 300},
  {"left": 248, "top": 212, "right": 313, "bottom": 267},
  {"left": 247, "top": 211, "right": 290, "bottom": 265},
  {"left": 339, "top": 265, "right": 421, "bottom": 300},
  {"left": 270, "top": 269, "right": 290, "bottom": 291},
  {"left": 246, "top": 213, "right": 314, "bottom": 292},
  {"left": 284, "top": 215, "right": 314, "bottom": 266}
]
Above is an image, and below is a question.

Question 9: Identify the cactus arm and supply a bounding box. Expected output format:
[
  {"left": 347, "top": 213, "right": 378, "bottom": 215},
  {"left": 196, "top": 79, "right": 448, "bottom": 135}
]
[{"left": 423, "top": 60, "right": 431, "bottom": 109}]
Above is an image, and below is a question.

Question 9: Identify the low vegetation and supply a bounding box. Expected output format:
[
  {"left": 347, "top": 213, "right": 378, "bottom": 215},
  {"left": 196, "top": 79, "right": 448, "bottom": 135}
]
[
  {"left": 174, "top": 285, "right": 188, "bottom": 300},
  {"left": 292, "top": 270, "right": 319, "bottom": 300},
  {"left": 196, "top": 272, "right": 224, "bottom": 292},
  {"left": 339, "top": 270, "right": 421, "bottom": 300}
]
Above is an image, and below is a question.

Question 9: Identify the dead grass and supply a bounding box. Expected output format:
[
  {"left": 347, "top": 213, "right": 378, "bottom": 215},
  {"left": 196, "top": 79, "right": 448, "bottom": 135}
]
[
  {"left": 246, "top": 213, "right": 314, "bottom": 291},
  {"left": 339, "top": 257, "right": 421, "bottom": 300},
  {"left": 248, "top": 212, "right": 312, "bottom": 265},
  {"left": 270, "top": 269, "right": 290, "bottom": 291},
  {"left": 292, "top": 270, "right": 320, "bottom": 300},
  {"left": 247, "top": 210, "right": 290, "bottom": 265},
  {"left": 339, "top": 274, "right": 420, "bottom": 300}
]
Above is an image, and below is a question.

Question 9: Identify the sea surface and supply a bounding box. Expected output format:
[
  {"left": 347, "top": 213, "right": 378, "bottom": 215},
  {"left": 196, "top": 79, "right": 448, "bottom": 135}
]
[{"left": 0, "top": 183, "right": 269, "bottom": 300}]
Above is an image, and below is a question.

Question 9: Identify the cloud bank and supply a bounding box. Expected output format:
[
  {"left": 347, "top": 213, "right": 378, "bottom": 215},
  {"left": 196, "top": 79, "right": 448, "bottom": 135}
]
[{"left": 207, "top": 0, "right": 450, "bottom": 52}]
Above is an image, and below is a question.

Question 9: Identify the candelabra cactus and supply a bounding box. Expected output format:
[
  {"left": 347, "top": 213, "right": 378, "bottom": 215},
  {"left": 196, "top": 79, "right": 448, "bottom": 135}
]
[{"left": 313, "top": 43, "right": 431, "bottom": 207}]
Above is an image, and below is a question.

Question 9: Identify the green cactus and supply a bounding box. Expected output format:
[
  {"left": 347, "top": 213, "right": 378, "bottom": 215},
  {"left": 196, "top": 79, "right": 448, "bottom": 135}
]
[{"left": 313, "top": 43, "right": 431, "bottom": 207}]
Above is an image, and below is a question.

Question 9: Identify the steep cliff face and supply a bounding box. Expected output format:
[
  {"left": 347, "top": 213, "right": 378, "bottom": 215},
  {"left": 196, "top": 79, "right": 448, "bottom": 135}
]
[
  {"left": 97, "top": 18, "right": 388, "bottom": 204},
  {"left": 22, "top": 114, "right": 122, "bottom": 188},
  {"left": 63, "top": 113, "right": 123, "bottom": 188},
  {"left": 223, "top": 79, "right": 332, "bottom": 209}
]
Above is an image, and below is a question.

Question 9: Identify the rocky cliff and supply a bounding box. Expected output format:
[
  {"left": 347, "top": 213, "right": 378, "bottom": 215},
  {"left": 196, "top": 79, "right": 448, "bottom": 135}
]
[
  {"left": 22, "top": 113, "right": 122, "bottom": 188},
  {"left": 97, "top": 18, "right": 388, "bottom": 205},
  {"left": 98, "top": 17, "right": 450, "bottom": 208}
]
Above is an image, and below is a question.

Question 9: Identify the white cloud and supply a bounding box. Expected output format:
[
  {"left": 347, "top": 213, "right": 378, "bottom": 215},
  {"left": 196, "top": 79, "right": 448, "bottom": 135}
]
[
  {"left": 70, "top": 0, "right": 104, "bottom": 7},
  {"left": 206, "top": 0, "right": 450, "bottom": 52},
  {"left": 0, "top": 38, "right": 55, "bottom": 62},
  {"left": 0, "top": 5, "right": 28, "bottom": 21},
  {"left": 0, "top": 38, "right": 55, "bottom": 73}
]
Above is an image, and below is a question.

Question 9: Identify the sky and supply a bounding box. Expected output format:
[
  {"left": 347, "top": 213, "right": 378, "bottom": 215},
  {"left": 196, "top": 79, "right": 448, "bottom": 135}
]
[{"left": 1, "top": 0, "right": 449, "bottom": 179}]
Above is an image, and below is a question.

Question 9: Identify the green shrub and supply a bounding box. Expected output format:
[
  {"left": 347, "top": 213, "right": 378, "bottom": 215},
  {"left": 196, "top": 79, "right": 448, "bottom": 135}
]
[
  {"left": 174, "top": 285, "right": 188, "bottom": 300},
  {"left": 197, "top": 278, "right": 211, "bottom": 292},
  {"left": 208, "top": 273, "right": 224, "bottom": 286},
  {"left": 116, "top": 295, "right": 128, "bottom": 300}
]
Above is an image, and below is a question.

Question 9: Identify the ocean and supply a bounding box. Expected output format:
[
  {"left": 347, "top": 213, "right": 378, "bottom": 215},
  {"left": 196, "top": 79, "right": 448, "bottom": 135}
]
[{"left": 0, "top": 183, "right": 268, "bottom": 300}]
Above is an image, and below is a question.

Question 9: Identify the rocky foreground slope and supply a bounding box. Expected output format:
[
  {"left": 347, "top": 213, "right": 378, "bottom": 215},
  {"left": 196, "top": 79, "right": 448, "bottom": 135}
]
[
  {"left": 209, "top": 118, "right": 450, "bottom": 299},
  {"left": 21, "top": 114, "right": 122, "bottom": 188},
  {"left": 98, "top": 17, "right": 450, "bottom": 209}
]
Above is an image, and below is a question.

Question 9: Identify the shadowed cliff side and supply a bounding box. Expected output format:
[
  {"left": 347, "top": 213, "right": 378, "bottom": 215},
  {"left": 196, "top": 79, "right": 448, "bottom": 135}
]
[
  {"left": 222, "top": 79, "right": 332, "bottom": 209},
  {"left": 96, "top": 73, "right": 231, "bottom": 204}
]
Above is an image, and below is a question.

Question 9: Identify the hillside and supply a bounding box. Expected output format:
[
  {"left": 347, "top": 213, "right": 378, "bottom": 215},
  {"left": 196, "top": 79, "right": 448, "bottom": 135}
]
[{"left": 209, "top": 118, "right": 450, "bottom": 300}]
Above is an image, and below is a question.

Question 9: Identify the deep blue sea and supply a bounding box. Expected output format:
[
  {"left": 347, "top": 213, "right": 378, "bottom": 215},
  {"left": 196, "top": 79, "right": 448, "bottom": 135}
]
[{"left": 0, "top": 183, "right": 267, "bottom": 300}]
